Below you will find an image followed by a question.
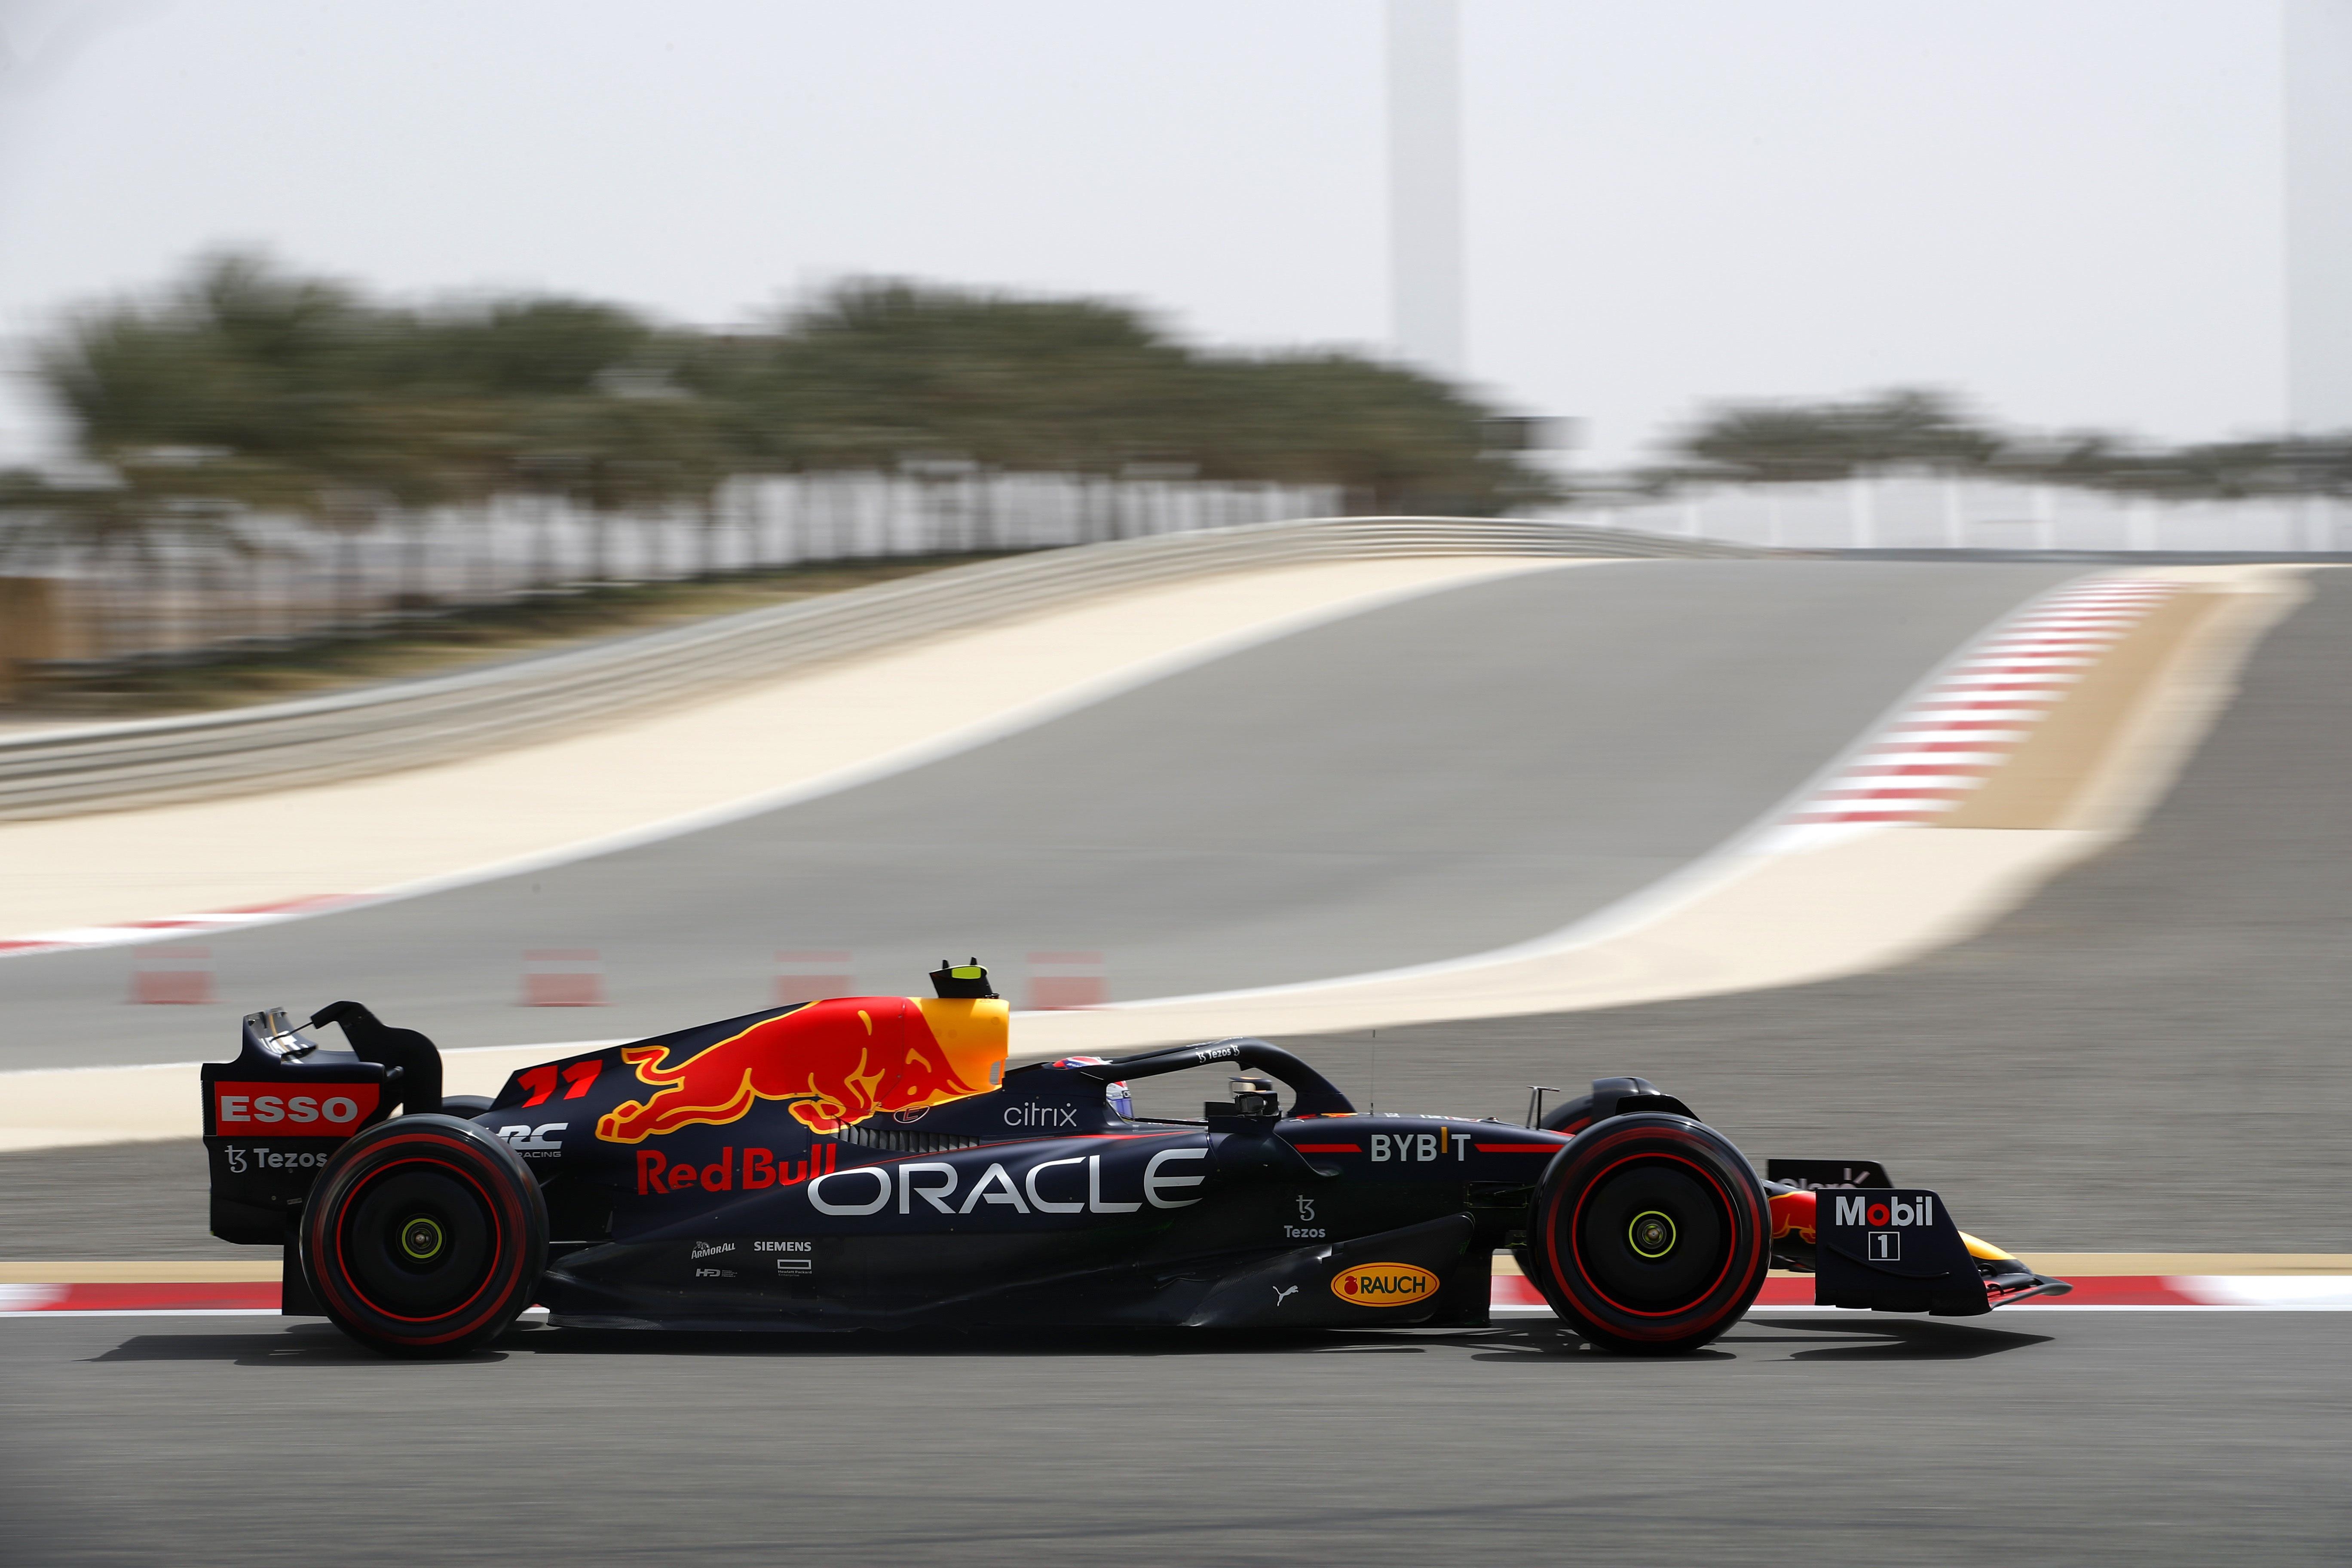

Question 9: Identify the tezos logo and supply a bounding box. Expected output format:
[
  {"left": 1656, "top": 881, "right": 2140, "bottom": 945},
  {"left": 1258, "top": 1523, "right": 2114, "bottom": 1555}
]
[
  {"left": 1330, "top": 1262, "right": 1439, "bottom": 1308},
  {"left": 1832, "top": 1194, "right": 1934, "bottom": 1228},
  {"left": 1285, "top": 1192, "right": 1325, "bottom": 1240},
  {"left": 221, "top": 1145, "right": 328, "bottom": 1174}
]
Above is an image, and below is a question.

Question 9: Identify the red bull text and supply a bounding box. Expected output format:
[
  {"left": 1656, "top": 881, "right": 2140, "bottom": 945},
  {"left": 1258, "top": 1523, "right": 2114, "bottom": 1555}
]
[{"left": 636, "top": 1142, "right": 838, "bottom": 1195}]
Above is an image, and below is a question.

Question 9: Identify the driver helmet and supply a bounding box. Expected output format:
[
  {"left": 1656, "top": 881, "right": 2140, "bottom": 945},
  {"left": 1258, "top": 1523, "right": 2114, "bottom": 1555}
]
[{"left": 1050, "top": 1056, "right": 1133, "bottom": 1118}]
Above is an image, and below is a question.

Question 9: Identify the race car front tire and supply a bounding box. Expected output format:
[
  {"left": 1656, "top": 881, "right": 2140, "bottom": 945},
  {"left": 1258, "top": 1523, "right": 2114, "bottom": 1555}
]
[
  {"left": 301, "top": 1114, "right": 547, "bottom": 1357},
  {"left": 1524, "top": 1113, "right": 1770, "bottom": 1354}
]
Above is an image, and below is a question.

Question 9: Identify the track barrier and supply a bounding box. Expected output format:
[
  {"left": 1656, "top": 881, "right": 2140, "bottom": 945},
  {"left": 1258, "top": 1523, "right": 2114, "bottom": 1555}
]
[
  {"left": 521, "top": 949, "right": 605, "bottom": 1008},
  {"left": 776, "top": 950, "right": 856, "bottom": 1006},
  {"left": 1027, "top": 950, "right": 1107, "bottom": 1011},
  {"left": 129, "top": 947, "right": 213, "bottom": 1005}
]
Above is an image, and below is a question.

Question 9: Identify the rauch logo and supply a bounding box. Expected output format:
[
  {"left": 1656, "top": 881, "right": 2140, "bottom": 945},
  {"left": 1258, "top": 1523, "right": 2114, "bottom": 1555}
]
[{"left": 1329, "top": 1262, "right": 1439, "bottom": 1308}]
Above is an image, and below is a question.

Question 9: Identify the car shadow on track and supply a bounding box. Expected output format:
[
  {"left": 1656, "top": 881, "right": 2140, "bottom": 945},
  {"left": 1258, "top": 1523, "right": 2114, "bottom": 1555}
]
[
  {"left": 80, "top": 1320, "right": 1590, "bottom": 1364},
  {"left": 1727, "top": 1315, "right": 2054, "bottom": 1360},
  {"left": 89, "top": 1322, "right": 510, "bottom": 1367},
  {"left": 1459, "top": 1317, "right": 2049, "bottom": 1364},
  {"left": 508, "top": 1323, "right": 1485, "bottom": 1360},
  {"left": 85, "top": 1314, "right": 2050, "bottom": 1367}
]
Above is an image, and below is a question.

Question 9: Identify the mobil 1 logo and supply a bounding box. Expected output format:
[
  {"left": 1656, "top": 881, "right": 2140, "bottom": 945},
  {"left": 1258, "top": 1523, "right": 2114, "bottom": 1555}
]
[
  {"left": 1824, "top": 1190, "right": 1937, "bottom": 1262},
  {"left": 1826, "top": 1192, "right": 1936, "bottom": 1262},
  {"left": 1814, "top": 1186, "right": 1986, "bottom": 1315}
]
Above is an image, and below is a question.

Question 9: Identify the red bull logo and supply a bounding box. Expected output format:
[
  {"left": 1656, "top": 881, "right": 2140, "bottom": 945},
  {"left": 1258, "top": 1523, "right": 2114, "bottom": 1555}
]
[
  {"left": 1770, "top": 1188, "right": 1817, "bottom": 1243},
  {"left": 596, "top": 996, "right": 1009, "bottom": 1143}
]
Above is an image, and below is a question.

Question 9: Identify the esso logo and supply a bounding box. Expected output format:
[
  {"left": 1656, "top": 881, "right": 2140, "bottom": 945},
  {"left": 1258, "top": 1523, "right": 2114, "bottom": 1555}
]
[
  {"left": 1832, "top": 1194, "right": 1935, "bottom": 1228},
  {"left": 1329, "top": 1262, "right": 1439, "bottom": 1308},
  {"left": 213, "top": 1081, "right": 380, "bottom": 1136}
]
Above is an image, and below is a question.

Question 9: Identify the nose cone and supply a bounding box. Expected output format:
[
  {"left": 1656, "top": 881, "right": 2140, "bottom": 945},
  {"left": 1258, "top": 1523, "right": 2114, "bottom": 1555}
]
[{"left": 913, "top": 995, "right": 1010, "bottom": 1091}]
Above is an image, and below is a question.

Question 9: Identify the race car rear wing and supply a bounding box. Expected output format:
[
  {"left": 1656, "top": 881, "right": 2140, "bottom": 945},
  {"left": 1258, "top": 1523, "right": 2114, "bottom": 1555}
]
[{"left": 200, "top": 1002, "right": 446, "bottom": 1244}]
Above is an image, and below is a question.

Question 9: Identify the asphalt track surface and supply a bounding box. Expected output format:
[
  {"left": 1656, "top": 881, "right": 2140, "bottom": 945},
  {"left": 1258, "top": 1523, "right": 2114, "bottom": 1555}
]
[
  {"left": 3, "top": 1312, "right": 2346, "bottom": 1566},
  {"left": 7, "top": 564, "right": 2351, "bottom": 1566},
  {"left": 1256, "top": 571, "right": 2352, "bottom": 1254},
  {"left": 0, "top": 559, "right": 2074, "bottom": 1071}
]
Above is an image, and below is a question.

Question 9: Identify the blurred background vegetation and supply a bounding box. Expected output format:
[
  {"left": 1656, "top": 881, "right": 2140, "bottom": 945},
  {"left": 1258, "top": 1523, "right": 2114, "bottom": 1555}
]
[
  {"left": 1655, "top": 388, "right": 2352, "bottom": 499},
  {"left": 7, "top": 255, "right": 2349, "bottom": 710},
  {"left": 5, "top": 251, "right": 1554, "bottom": 552},
  {"left": 0, "top": 254, "right": 1567, "bottom": 705},
  {"left": 13, "top": 255, "right": 2343, "bottom": 582}
]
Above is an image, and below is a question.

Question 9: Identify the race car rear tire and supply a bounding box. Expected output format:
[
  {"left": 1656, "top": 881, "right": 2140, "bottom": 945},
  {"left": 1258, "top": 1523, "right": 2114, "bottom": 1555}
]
[
  {"left": 1524, "top": 1113, "right": 1770, "bottom": 1355},
  {"left": 301, "top": 1114, "right": 547, "bottom": 1357}
]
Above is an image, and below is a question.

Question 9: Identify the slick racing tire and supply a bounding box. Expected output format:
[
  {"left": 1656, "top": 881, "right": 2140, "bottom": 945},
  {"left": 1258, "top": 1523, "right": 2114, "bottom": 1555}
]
[
  {"left": 1524, "top": 1113, "right": 1769, "bottom": 1355},
  {"left": 301, "top": 1114, "right": 547, "bottom": 1357}
]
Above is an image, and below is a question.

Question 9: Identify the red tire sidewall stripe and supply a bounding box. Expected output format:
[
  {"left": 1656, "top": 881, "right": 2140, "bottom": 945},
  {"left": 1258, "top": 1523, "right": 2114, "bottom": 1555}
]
[
  {"left": 1537, "top": 1124, "right": 1768, "bottom": 1343},
  {"left": 310, "top": 1129, "right": 532, "bottom": 1346},
  {"left": 1564, "top": 1151, "right": 1738, "bottom": 1319},
  {"left": 329, "top": 1156, "right": 506, "bottom": 1325}
]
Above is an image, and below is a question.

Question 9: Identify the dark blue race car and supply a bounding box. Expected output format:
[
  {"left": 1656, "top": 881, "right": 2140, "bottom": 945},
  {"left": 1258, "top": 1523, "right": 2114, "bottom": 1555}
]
[{"left": 199, "top": 961, "right": 2066, "bottom": 1357}]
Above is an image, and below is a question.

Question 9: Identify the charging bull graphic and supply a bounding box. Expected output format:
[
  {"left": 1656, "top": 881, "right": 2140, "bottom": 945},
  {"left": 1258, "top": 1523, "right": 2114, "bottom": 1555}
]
[
  {"left": 1769, "top": 1187, "right": 1817, "bottom": 1245},
  {"left": 595, "top": 996, "right": 1009, "bottom": 1143}
]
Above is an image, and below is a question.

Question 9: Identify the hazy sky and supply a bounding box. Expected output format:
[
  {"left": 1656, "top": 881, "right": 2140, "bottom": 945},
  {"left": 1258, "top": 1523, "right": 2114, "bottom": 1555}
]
[{"left": 0, "top": 0, "right": 2290, "bottom": 466}]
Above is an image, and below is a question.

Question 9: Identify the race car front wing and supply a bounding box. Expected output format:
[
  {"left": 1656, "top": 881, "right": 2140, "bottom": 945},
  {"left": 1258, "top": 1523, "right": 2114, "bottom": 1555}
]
[{"left": 1767, "top": 1176, "right": 2073, "bottom": 1315}]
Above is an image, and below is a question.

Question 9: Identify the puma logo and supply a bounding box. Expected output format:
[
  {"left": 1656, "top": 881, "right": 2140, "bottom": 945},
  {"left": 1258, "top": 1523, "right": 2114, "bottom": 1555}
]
[{"left": 1272, "top": 1285, "right": 1298, "bottom": 1306}]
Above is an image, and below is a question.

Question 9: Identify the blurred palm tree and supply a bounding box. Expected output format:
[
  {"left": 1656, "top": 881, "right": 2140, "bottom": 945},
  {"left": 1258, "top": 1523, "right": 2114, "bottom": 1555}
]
[
  {"left": 18, "top": 254, "right": 1558, "bottom": 653},
  {"left": 1671, "top": 389, "right": 2001, "bottom": 485},
  {"left": 1662, "top": 388, "right": 2352, "bottom": 504}
]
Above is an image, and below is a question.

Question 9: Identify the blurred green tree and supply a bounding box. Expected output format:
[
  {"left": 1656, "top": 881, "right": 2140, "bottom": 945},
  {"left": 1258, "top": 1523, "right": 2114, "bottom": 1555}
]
[
  {"left": 1671, "top": 389, "right": 2001, "bottom": 484},
  {"left": 19, "top": 252, "right": 1559, "bottom": 626}
]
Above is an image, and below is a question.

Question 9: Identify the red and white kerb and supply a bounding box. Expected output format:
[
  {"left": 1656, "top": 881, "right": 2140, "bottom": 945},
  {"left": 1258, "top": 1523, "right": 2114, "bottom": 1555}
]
[{"left": 1784, "top": 576, "right": 2179, "bottom": 828}]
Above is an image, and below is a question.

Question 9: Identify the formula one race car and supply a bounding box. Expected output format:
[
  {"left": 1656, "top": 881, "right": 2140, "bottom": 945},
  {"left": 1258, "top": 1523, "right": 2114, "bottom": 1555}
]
[{"left": 199, "top": 962, "right": 2068, "bottom": 1357}]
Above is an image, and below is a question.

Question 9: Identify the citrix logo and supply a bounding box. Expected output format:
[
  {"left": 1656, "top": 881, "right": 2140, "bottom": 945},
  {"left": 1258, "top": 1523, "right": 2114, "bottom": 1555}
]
[
  {"left": 1834, "top": 1194, "right": 1933, "bottom": 1227},
  {"left": 1002, "top": 1104, "right": 1080, "bottom": 1128}
]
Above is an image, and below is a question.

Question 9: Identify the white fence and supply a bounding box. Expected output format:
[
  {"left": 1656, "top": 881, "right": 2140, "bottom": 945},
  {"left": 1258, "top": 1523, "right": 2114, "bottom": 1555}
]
[
  {"left": 25, "top": 468, "right": 2345, "bottom": 668},
  {"left": 1568, "top": 476, "right": 2352, "bottom": 554},
  {"left": 12, "top": 470, "right": 1345, "bottom": 662}
]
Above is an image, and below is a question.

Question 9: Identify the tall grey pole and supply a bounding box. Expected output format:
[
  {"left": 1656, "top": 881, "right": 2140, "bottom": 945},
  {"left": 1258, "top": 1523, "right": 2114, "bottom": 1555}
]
[
  {"left": 2285, "top": 0, "right": 2352, "bottom": 431},
  {"left": 1387, "top": 0, "right": 1466, "bottom": 379}
]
